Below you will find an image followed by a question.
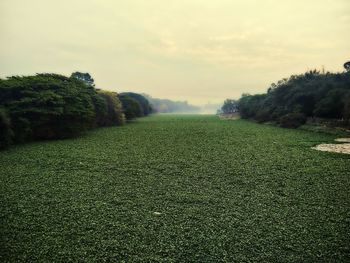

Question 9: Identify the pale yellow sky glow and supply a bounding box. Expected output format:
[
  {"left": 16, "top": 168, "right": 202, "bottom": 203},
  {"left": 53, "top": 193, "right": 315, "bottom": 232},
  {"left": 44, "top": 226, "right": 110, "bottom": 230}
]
[{"left": 1, "top": 0, "right": 349, "bottom": 105}]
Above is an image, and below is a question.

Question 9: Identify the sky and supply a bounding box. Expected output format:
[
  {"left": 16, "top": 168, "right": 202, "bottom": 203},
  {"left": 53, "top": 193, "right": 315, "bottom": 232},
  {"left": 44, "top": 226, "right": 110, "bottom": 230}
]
[{"left": 1, "top": 0, "right": 349, "bottom": 105}]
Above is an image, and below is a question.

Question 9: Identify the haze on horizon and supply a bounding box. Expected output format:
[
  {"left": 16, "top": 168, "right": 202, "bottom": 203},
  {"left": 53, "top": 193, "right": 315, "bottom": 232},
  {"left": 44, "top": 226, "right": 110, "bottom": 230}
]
[{"left": 0, "top": 0, "right": 349, "bottom": 105}]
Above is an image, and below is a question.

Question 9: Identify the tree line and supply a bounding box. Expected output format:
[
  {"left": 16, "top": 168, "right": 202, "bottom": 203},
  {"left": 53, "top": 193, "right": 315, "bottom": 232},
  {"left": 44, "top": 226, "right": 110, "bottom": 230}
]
[
  {"left": 144, "top": 94, "right": 200, "bottom": 113},
  {"left": 0, "top": 72, "right": 152, "bottom": 149},
  {"left": 221, "top": 66, "right": 350, "bottom": 128}
]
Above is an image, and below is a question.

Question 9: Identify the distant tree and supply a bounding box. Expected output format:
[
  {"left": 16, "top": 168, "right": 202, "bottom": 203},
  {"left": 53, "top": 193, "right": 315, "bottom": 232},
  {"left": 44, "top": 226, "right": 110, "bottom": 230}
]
[
  {"left": 143, "top": 94, "right": 200, "bottom": 113},
  {"left": 119, "top": 94, "right": 142, "bottom": 120},
  {"left": 71, "top": 72, "right": 95, "bottom": 86},
  {"left": 221, "top": 99, "right": 238, "bottom": 114},
  {"left": 96, "top": 91, "right": 125, "bottom": 126},
  {"left": 344, "top": 61, "right": 350, "bottom": 72},
  {"left": 120, "top": 92, "right": 152, "bottom": 116}
]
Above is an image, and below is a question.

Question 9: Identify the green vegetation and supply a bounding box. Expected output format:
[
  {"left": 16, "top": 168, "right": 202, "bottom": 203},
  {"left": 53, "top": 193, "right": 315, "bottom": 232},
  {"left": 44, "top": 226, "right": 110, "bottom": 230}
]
[
  {"left": 119, "top": 94, "right": 143, "bottom": 120},
  {"left": 1, "top": 115, "right": 349, "bottom": 262},
  {"left": 230, "top": 70, "right": 350, "bottom": 128},
  {"left": 0, "top": 109, "right": 13, "bottom": 149},
  {"left": 0, "top": 73, "right": 150, "bottom": 149},
  {"left": 0, "top": 74, "right": 99, "bottom": 144},
  {"left": 220, "top": 99, "right": 239, "bottom": 114},
  {"left": 96, "top": 90, "right": 125, "bottom": 126},
  {"left": 120, "top": 92, "right": 153, "bottom": 116}
]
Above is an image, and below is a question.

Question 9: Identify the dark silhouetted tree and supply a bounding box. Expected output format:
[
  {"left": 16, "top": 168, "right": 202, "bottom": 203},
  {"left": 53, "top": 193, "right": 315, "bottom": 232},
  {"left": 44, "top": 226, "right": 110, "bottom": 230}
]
[{"left": 344, "top": 61, "right": 350, "bottom": 72}]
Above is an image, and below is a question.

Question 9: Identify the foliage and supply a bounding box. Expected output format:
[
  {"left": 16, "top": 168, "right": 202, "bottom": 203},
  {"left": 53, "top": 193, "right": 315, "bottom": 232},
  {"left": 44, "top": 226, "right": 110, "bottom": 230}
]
[
  {"left": 119, "top": 94, "right": 142, "bottom": 120},
  {"left": 235, "top": 70, "right": 350, "bottom": 127},
  {"left": 96, "top": 90, "right": 125, "bottom": 126},
  {"left": 120, "top": 92, "right": 152, "bottom": 116},
  {"left": 238, "top": 93, "right": 267, "bottom": 119},
  {"left": 221, "top": 99, "right": 238, "bottom": 114},
  {"left": 71, "top": 72, "right": 95, "bottom": 86},
  {"left": 279, "top": 112, "right": 307, "bottom": 128},
  {"left": 1, "top": 115, "right": 349, "bottom": 262},
  {"left": 0, "top": 74, "right": 98, "bottom": 143},
  {"left": 0, "top": 109, "right": 13, "bottom": 149},
  {"left": 344, "top": 61, "right": 350, "bottom": 72}
]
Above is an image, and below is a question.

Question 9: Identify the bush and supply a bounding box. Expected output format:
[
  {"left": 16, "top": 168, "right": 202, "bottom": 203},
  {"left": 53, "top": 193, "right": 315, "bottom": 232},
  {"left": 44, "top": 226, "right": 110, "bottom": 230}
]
[
  {"left": 0, "top": 109, "right": 14, "bottom": 149},
  {"left": 119, "top": 95, "right": 142, "bottom": 120},
  {"left": 279, "top": 113, "right": 307, "bottom": 128}
]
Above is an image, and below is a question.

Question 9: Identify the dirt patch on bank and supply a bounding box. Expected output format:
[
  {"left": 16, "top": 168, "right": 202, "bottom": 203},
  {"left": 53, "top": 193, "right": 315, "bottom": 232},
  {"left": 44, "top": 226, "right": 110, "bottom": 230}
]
[{"left": 312, "top": 138, "right": 350, "bottom": 154}]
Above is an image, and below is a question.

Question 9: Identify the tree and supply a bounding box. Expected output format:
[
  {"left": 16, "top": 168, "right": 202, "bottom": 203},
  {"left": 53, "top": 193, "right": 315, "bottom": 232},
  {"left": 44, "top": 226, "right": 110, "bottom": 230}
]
[
  {"left": 96, "top": 91, "right": 125, "bottom": 126},
  {"left": 344, "top": 61, "right": 350, "bottom": 72},
  {"left": 143, "top": 94, "right": 200, "bottom": 113},
  {"left": 0, "top": 74, "right": 98, "bottom": 142},
  {"left": 119, "top": 95, "right": 142, "bottom": 120},
  {"left": 120, "top": 92, "right": 152, "bottom": 116},
  {"left": 0, "top": 109, "right": 13, "bottom": 149},
  {"left": 236, "top": 69, "right": 350, "bottom": 127},
  {"left": 71, "top": 72, "right": 95, "bottom": 86},
  {"left": 221, "top": 99, "right": 238, "bottom": 114}
]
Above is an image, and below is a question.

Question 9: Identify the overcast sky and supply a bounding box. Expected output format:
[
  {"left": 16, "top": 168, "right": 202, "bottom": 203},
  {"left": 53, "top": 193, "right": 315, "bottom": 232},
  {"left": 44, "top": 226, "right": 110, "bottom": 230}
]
[{"left": 1, "top": 0, "right": 349, "bottom": 105}]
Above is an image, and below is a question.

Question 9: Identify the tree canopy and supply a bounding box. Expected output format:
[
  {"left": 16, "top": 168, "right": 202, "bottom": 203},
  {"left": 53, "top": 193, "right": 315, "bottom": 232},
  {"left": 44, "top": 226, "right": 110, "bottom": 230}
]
[
  {"left": 120, "top": 92, "right": 152, "bottom": 116},
  {"left": 221, "top": 99, "right": 238, "bottom": 114},
  {"left": 227, "top": 69, "right": 350, "bottom": 128},
  {"left": 0, "top": 73, "right": 125, "bottom": 149},
  {"left": 71, "top": 72, "right": 95, "bottom": 86}
]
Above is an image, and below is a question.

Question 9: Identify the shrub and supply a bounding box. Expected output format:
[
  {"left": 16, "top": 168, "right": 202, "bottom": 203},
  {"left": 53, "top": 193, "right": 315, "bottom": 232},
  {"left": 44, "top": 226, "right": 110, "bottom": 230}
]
[
  {"left": 0, "top": 109, "right": 14, "bottom": 149},
  {"left": 279, "top": 113, "right": 307, "bottom": 128}
]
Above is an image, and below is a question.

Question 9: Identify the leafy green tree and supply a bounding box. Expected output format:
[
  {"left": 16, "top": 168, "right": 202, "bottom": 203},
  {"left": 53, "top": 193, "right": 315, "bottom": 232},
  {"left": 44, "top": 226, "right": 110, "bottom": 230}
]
[
  {"left": 0, "top": 74, "right": 98, "bottom": 141},
  {"left": 120, "top": 92, "right": 152, "bottom": 116},
  {"left": 221, "top": 99, "right": 238, "bottom": 114},
  {"left": 144, "top": 94, "right": 200, "bottom": 113},
  {"left": 313, "top": 88, "right": 348, "bottom": 119},
  {"left": 71, "top": 72, "right": 95, "bottom": 86},
  {"left": 236, "top": 69, "right": 350, "bottom": 127},
  {"left": 0, "top": 109, "right": 14, "bottom": 149},
  {"left": 119, "top": 95, "right": 142, "bottom": 120},
  {"left": 97, "top": 90, "right": 125, "bottom": 126}
]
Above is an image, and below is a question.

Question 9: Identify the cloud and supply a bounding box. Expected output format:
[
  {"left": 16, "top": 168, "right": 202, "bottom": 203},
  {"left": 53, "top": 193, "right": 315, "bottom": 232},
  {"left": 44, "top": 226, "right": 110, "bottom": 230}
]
[{"left": 1, "top": 0, "right": 349, "bottom": 104}]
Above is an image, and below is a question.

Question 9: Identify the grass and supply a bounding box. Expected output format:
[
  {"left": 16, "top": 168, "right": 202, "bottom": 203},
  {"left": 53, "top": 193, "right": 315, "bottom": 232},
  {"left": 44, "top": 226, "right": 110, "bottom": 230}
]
[{"left": 1, "top": 114, "right": 349, "bottom": 262}]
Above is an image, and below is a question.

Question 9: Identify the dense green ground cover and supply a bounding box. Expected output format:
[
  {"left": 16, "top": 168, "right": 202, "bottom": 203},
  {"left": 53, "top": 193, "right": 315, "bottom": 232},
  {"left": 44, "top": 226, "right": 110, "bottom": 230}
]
[{"left": 1, "top": 115, "right": 349, "bottom": 262}]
